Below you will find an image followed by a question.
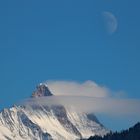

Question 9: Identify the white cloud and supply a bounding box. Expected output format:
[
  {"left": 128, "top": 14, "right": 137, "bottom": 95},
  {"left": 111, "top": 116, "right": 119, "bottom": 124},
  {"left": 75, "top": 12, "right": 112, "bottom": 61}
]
[
  {"left": 22, "top": 80, "right": 140, "bottom": 119},
  {"left": 47, "top": 80, "right": 110, "bottom": 97}
]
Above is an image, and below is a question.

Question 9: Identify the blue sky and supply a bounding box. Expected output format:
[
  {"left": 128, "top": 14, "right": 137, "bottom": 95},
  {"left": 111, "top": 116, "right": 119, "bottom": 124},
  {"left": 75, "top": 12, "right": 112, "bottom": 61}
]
[{"left": 0, "top": 0, "right": 140, "bottom": 130}]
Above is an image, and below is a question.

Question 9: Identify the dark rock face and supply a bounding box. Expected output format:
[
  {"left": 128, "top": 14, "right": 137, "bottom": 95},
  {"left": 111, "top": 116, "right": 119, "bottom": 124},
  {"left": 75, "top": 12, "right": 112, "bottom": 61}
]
[
  {"left": 87, "top": 114, "right": 104, "bottom": 127},
  {"left": 31, "top": 83, "right": 53, "bottom": 98},
  {"left": 51, "top": 105, "right": 82, "bottom": 138}
]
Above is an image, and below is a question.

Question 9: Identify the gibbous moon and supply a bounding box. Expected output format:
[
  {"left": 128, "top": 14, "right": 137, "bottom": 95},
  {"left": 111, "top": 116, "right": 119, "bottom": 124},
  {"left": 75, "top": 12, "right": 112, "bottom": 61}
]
[{"left": 102, "top": 11, "right": 118, "bottom": 34}]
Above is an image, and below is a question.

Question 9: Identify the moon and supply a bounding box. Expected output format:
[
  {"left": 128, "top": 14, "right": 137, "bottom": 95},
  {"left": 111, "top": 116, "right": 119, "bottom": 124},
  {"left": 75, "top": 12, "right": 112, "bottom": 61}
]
[{"left": 102, "top": 11, "right": 118, "bottom": 34}]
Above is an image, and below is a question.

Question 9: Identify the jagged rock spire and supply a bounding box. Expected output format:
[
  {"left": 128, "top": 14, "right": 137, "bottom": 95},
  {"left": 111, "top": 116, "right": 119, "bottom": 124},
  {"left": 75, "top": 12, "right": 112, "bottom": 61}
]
[{"left": 31, "top": 83, "right": 53, "bottom": 98}]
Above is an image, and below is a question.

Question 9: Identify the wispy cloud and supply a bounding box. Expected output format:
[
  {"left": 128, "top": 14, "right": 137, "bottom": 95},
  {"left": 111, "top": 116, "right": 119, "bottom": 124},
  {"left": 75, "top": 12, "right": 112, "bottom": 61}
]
[{"left": 23, "top": 96, "right": 140, "bottom": 118}]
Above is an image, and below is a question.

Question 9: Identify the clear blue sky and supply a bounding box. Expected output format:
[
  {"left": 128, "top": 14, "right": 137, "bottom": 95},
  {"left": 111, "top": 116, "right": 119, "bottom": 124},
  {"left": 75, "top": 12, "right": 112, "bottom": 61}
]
[{"left": 0, "top": 0, "right": 140, "bottom": 130}]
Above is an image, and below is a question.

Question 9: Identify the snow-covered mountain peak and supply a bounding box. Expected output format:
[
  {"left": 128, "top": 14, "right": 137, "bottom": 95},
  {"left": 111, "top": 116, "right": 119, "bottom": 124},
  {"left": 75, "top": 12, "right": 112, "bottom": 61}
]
[
  {"left": 31, "top": 83, "right": 53, "bottom": 98},
  {"left": 0, "top": 82, "right": 109, "bottom": 140}
]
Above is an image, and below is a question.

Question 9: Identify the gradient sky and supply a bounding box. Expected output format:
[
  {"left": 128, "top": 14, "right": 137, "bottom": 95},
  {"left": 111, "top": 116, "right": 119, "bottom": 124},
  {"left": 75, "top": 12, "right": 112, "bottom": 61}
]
[{"left": 0, "top": 0, "right": 140, "bottom": 131}]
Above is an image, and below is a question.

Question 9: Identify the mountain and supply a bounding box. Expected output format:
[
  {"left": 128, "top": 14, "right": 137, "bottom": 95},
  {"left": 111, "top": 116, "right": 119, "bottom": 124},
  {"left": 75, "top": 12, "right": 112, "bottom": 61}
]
[
  {"left": 87, "top": 122, "right": 140, "bottom": 140},
  {"left": 0, "top": 83, "right": 108, "bottom": 140}
]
